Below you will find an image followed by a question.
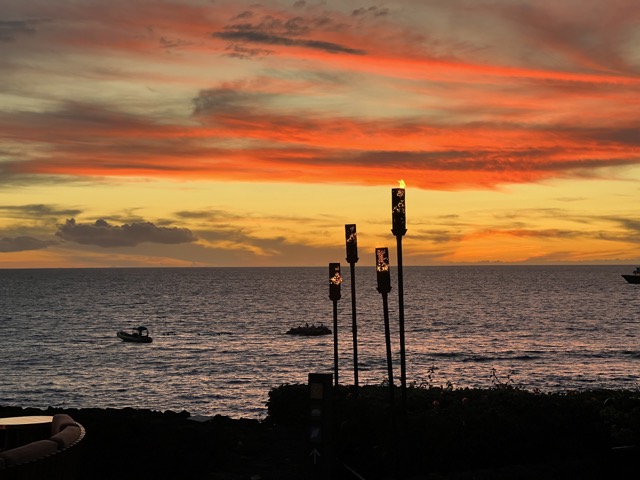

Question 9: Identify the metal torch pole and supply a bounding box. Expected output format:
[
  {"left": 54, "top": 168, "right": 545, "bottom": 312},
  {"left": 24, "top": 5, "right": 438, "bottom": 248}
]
[
  {"left": 329, "top": 263, "right": 342, "bottom": 388},
  {"left": 349, "top": 261, "right": 358, "bottom": 390},
  {"left": 395, "top": 234, "right": 406, "bottom": 412},
  {"left": 333, "top": 298, "right": 339, "bottom": 387},
  {"left": 376, "top": 247, "right": 394, "bottom": 407},
  {"left": 381, "top": 291, "right": 394, "bottom": 407},
  {"left": 392, "top": 186, "right": 407, "bottom": 413},
  {"left": 345, "top": 224, "right": 359, "bottom": 394}
]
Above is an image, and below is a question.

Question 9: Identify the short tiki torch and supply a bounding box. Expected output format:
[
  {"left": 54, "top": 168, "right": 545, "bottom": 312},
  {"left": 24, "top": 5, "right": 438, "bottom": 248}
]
[
  {"left": 329, "top": 262, "right": 342, "bottom": 387},
  {"left": 376, "top": 247, "right": 394, "bottom": 406}
]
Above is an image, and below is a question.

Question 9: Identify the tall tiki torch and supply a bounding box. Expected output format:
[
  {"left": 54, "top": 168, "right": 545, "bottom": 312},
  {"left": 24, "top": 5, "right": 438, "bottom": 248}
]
[
  {"left": 376, "top": 247, "right": 394, "bottom": 406},
  {"left": 345, "top": 224, "right": 359, "bottom": 393},
  {"left": 392, "top": 180, "right": 407, "bottom": 412},
  {"left": 329, "top": 263, "right": 342, "bottom": 387}
]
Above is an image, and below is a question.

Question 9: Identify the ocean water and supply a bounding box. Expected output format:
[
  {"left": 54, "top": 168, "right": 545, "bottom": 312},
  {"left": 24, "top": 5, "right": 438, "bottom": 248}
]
[{"left": 1, "top": 266, "right": 639, "bottom": 418}]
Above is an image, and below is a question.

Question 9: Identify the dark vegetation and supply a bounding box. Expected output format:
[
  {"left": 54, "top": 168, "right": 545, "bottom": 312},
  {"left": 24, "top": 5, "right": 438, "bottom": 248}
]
[
  {"left": 2, "top": 383, "right": 639, "bottom": 479},
  {"left": 268, "top": 383, "right": 640, "bottom": 478}
]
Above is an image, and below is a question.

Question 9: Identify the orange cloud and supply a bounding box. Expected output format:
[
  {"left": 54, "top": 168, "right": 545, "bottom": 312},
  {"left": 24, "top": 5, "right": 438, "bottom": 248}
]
[{"left": 3, "top": 0, "right": 640, "bottom": 192}]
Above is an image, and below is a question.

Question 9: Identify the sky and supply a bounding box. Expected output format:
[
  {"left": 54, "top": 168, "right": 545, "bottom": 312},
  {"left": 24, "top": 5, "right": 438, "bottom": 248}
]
[{"left": 1, "top": 0, "right": 640, "bottom": 268}]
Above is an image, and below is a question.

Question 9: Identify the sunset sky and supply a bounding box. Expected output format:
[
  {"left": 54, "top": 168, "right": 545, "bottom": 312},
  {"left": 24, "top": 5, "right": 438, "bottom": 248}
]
[{"left": 2, "top": 0, "right": 640, "bottom": 268}]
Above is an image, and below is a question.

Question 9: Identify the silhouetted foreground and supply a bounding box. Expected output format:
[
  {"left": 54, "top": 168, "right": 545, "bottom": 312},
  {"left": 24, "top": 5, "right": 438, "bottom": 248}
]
[{"left": 2, "top": 385, "right": 638, "bottom": 479}]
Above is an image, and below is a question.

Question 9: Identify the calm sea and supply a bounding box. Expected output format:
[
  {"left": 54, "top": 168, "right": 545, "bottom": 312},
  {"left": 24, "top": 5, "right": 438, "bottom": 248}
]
[{"left": 1, "top": 266, "right": 639, "bottom": 418}]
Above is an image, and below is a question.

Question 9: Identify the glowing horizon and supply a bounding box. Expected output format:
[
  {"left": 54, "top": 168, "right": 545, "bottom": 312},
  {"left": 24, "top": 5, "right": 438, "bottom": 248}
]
[{"left": 2, "top": 0, "right": 640, "bottom": 268}]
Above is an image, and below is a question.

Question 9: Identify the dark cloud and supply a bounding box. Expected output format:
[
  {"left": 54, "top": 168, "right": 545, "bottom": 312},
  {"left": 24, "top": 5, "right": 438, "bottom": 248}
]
[
  {"left": 0, "top": 20, "right": 39, "bottom": 43},
  {"left": 0, "top": 165, "right": 94, "bottom": 188},
  {"left": 214, "top": 29, "right": 365, "bottom": 55},
  {"left": 0, "top": 236, "right": 54, "bottom": 253},
  {"left": 233, "top": 11, "right": 254, "bottom": 20},
  {"left": 0, "top": 204, "right": 82, "bottom": 219},
  {"left": 352, "top": 6, "right": 390, "bottom": 18},
  {"left": 315, "top": 148, "right": 639, "bottom": 174},
  {"left": 192, "top": 88, "right": 275, "bottom": 115},
  {"left": 213, "top": 10, "right": 366, "bottom": 56},
  {"left": 491, "top": 1, "right": 638, "bottom": 74},
  {"left": 224, "top": 43, "right": 272, "bottom": 59},
  {"left": 158, "top": 36, "right": 193, "bottom": 50},
  {"left": 174, "top": 209, "right": 243, "bottom": 221},
  {"left": 603, "top": 216, "right": 640, "bottom": 242},
  {"left": 55, "top": 218, "right": 196, "bottom": 248},
  {"left": 413, "top": 229, "right": 463, "bottom": 244},
  {"left": 573, "top": 127, "right": 640, "bottom": 147}
]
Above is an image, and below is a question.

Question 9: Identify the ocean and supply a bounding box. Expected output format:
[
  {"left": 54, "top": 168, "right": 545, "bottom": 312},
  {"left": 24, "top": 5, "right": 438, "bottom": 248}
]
[{"left": 1, "top": 266, "right": 639, "bottom": 418}]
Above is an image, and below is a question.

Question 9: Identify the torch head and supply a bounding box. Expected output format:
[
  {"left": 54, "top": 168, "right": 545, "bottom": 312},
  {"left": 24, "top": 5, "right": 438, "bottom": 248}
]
[
  {"left": 391, "top": 188, "right": 407, "bottom": 237},
  {"left": 345, "top": 224, "right": 359, "bottom": 264},
  {"left": 329, "top": 262, "right": 342, "bottom": 301},
  {"left": 375, "top": 247, "right": 392, "bottom": 294}
]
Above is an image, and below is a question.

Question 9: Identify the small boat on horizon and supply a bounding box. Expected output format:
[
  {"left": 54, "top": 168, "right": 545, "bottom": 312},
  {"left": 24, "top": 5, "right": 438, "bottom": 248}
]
[
  {"left": 117, "top": 326, "right": 153, "bottom": 343},
  {"left": 622, "top": 267, "right": 640, "bottom": 284},
  {"left": 286, "top": 323, "right": 331, "bottom": 336}
]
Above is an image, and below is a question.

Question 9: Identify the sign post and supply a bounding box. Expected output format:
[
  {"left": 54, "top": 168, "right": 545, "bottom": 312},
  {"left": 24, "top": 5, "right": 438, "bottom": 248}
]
[{"left": 308, "top": 373, "right": 333, "bottom": 476}]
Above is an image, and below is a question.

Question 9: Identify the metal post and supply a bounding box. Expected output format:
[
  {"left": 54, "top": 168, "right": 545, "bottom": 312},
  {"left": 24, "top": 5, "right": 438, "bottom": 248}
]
[
  {"left": 332, "top": 299, "right": 339, "bottom": 386},
  {"left": 392, "top": 184, "right": 408, "bottom": 413},
  {"left": 345, "top": 224, "right": 359, "bottom": 393},
  {"left": 381, "top": 291, "right": 394, "bottom": 405},
  {"left": 376, "top": 247, "right": 394, "bottom": 406},
  {"left": 395, "top": 235, "right": 406, "bottom": 411},
  {"left": 308, "top": 373, "right": 333, "bottom": 477},
  {"left": 329, "top": 263, "right": 342, "bottom": 387}
]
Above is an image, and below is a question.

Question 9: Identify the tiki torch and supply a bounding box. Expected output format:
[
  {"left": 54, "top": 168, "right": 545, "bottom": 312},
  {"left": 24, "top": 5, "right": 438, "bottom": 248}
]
[
  {"left": 345, "top": 224, "right": 359, "bottom": 393},
  {"left": 392, "top": 180, "right": 407, "bottom": 412},
  {"left": 329, "top": 262, "right": 342, "bottom": 387},
  {"left": 376, "top": 247, "right": 394, "bottom": 406}
]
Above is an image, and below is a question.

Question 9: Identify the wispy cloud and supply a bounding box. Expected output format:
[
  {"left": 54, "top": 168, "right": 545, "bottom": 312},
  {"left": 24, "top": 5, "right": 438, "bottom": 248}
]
[
  {"left": 2, "top": 0, "right": 640, "bottom": 266},
  {"left": 213, "top": 4, "right": 367, "bottom": 57},
  {"left": 0, "top": 204, "right": 82, "bottom": 219},
  {"left": 0, "top": 19, "right": 40, "bottom": 42},
  {"left": 2, "top": 1, "right": 640, "bottom": 190},
  {"left": 0, "top": 236, "right": 54, "bottom": 253}
]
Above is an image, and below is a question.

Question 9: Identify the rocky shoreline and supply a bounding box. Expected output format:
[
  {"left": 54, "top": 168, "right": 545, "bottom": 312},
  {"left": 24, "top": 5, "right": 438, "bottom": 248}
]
[{"left": 2, "top": 385, "right": 639, "bottom": 479}]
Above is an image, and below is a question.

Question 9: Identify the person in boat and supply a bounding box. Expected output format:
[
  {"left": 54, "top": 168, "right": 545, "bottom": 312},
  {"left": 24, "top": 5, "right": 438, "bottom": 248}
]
[
  {"left": 133, "top": 326, "right": 149, "bottom": 337},
  {"left": 634, "top": 267, "right": 640, "bottom": 275}
]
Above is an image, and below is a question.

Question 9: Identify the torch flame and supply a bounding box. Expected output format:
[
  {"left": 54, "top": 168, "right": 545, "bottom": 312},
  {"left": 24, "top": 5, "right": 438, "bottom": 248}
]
[{"left": 398, "top": 179, "right": 406, "bottom": 188}]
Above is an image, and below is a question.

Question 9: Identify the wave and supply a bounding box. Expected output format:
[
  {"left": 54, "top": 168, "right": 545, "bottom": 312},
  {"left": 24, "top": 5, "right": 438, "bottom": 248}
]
[
  {"left": 431, "top": 352, "right": 461, "bottom": 358},
  {"left": 563, "top": 349, "right": 640, "bottom": 360},
  {"left": 461, "top": 354, "right": 541, "bottom": 363}
]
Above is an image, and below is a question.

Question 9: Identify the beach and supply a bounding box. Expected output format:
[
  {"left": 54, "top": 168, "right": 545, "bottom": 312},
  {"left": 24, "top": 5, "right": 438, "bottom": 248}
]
[{"left": 2, "top": 385, "right": 638, "bottom": 479}]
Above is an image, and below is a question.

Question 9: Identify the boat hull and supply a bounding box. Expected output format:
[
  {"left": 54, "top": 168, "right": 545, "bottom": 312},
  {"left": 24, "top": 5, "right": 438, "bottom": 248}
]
[
  {"left": 287, "top": 325, "right": 331, "bottom": 337},
  {"left": 117, "top": 331, "right": 153, "bottom": 343},
  {"left": 622, "top": 275, "right": 640, "bottom": 284},
  {"left": 286, "top": 326, "right": 331, "bottom": 336}
]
